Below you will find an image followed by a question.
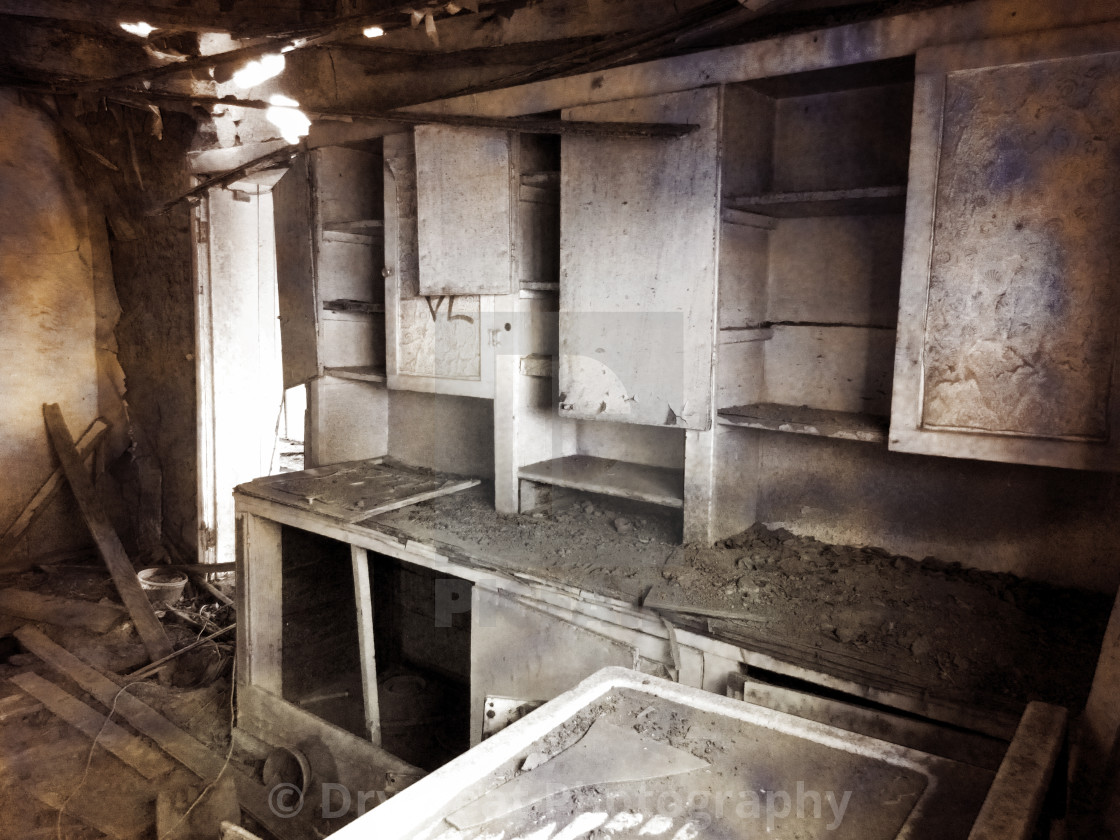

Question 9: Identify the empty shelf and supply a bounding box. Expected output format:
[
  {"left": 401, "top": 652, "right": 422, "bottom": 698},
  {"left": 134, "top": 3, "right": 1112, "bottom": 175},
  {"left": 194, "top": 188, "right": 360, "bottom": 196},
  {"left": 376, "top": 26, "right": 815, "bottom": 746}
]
[
  {"left": 324, "top": 366, "right": 387, "bottom": 383},
  {"left": 323, "top": 299, "right": 385, "bottom": 315},
  {"left": 519, "top": 455, "right": 684, "bottom": 509},
  {"left": 723, "top": 185, "right": 906, "bottom": 218},
  {"left": 718, "top": 403, "right": 888, "bottom": 443},
  {"left": 323, "top": 219, "right": 384, "bottom": 233}
]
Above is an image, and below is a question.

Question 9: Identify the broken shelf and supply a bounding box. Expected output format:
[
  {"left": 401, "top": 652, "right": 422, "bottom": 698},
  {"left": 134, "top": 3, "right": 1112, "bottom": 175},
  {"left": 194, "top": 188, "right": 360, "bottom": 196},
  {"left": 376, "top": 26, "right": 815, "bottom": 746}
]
[
  {"left": 323, "top": 365, "right": 387, "bottom": 383},
  {"left": 723, "top": 185, "right": 906, "bottom": 217},
  {"left": 718, "top": 403, "right": 888, "bottom": 443},
  {"left": 518, "top": 455, "right": 684, "bottom": 509}
]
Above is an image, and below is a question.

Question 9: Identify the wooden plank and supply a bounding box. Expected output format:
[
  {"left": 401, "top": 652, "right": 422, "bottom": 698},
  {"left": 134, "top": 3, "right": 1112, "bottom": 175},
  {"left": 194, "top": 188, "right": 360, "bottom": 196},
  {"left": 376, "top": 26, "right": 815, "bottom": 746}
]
[
  {"left": 968, "top": 702, "right": 1067, "bottom": 840},
  {"left": 166, "top": 562, "right": 236, "bottom": 575},
  {"left": 0, "top": 589, "right": 125, "bottom": 633},
  {"left": 0, "top": 692, "right": 43, "bottom": 721},
  {"left": 238, "top": 514, "right": 283, "bottom": 696},
  {"left": 559, "top": 88, "right": 721, "bottom": 430},
  {"left": 350, "top": 546, "right": 381, "bottom": 745},
  {"left": 14, "top": 626, "right": 313, "bottom": 840},
  {"left": 415, "top": 125, "right": 514, "bottom": 296},
  {"left": 724, "top": 185, "right": 906, "bottom": 217},
  {"left": 718, "top": 403, "right": 888, "bottom": 443},
  {"left": 33, "top": 790, "right": 148, "bottom": 840},
  {"left": 518, "top": 455, "right": 684, "bottom": 508},
  {"left": 726, "top": 672, "right": 1007, "bottom": 771},
  {"left": 0, "top": 418, "right": 108, "bottom": 563},
  {"left": 10, "top": 671, "right": 176, "bottom": 781},
  {"left": 324, "top": 365, "right": 388, "bottom": 383},
  {"left": 42, "top": 404, "right": 173, "bottom": 663},
  {"left": 272, "top": 156, "right": 320, "bottom": 389}
]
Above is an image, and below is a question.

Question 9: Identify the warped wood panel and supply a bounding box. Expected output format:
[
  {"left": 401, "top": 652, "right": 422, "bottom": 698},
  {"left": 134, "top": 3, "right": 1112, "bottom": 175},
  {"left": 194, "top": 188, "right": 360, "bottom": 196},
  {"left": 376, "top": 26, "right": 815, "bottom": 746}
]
[
  {"left": 415, "top": 126, "right": 514, "bottom": 296},
  {"left": 892, "top": 26, "right": 1120, "bottom": 469},
  {"left": 273, "top": 155, "right": 319, "bottom": 388},
  {"left": 559, "top": 88, "right": 720, "bottom": 430}
]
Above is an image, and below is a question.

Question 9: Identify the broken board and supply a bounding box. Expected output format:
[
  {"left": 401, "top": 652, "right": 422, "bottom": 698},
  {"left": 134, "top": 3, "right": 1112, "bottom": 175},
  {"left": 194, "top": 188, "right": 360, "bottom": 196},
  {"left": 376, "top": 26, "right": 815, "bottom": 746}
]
[
  {"left": 235, "top": 458, "right": 480, "bottom": 523},
  {"left": 0, "top": 588, "right": 125, "bottom": 633}
]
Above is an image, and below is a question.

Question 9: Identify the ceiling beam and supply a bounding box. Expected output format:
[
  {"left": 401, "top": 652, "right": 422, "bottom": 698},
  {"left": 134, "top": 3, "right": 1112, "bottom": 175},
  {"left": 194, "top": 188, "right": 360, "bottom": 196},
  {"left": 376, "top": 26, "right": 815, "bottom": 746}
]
[{"left": 103, "top": 88, "right": 699, "bottom": 136}]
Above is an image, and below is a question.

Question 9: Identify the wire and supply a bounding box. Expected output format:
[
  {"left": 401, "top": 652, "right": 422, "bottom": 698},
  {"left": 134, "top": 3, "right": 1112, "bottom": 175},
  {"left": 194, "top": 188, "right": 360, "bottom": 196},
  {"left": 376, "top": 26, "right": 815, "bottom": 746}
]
[{"left": 53, "top": 659, "right": 239, "bottom": 840}]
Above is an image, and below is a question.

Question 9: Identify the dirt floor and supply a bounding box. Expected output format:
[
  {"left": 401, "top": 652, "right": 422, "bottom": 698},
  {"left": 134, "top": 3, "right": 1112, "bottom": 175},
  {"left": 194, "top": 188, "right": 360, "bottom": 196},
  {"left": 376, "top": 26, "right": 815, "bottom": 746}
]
[
  {"left": 0, "top": 557, "right": 274, "bottom": 840},
  {"left": 376, "top": 485, "right": 1112, "bottom": 716}
]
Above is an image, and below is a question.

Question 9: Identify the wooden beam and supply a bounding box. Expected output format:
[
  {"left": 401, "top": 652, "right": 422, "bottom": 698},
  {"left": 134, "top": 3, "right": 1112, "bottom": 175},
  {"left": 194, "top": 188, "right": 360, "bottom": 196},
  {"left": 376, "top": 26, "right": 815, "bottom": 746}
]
[
  {"left": 108, "top": 90, "right": 697, "bottom": 144},
  {"left": 152, "top": 143, "right": 300, "bottom": 214},
  {"left": 14, "top": 625, "right": 315, "bottom": 840},
  {"left": 10, "top": 671, "right": 176, "bottom": 780},
  {"left": 0, "top": 417, "right": 108, "bottom": 564},
  {"left": 351, "top": 546, "right": 381, "bottom": 744},
  {"left": 0, "top": 589, "right": 125, "bottom": 634},
  {"left": 42, "top": 403, "right": 173, "bottom": 664}
]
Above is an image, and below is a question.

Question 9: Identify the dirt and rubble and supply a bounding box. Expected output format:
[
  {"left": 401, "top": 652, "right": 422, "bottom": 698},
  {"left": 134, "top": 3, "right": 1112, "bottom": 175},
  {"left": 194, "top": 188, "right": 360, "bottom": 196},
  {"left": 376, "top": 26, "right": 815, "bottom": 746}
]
[{"left": 376, "top": 485, "right": 1112, "bottom": 715}]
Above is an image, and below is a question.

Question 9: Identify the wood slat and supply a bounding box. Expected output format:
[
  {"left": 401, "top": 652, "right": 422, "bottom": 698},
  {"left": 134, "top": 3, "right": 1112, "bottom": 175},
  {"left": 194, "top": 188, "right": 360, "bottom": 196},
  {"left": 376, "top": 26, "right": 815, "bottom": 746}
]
[
  {"left": 0, "top": 418, "right": 108, "bottom": 563},
  {"left": 0, "top": 589, "right": 125, "bottom": 633},
  {"left": 11, "top": 672, "right": 175, "bottom": 781},
  {"left": 519, "top": 455, "right": 684, "bottom": 508},
  {"left": 718, "top": 403, "right": 888, "bottom": 443},
  {"left": 14, "top": 626, "right": 314, "bottom": 840},
  {"left": 42, "top": 404, "right": 173, "bottom": 663}
]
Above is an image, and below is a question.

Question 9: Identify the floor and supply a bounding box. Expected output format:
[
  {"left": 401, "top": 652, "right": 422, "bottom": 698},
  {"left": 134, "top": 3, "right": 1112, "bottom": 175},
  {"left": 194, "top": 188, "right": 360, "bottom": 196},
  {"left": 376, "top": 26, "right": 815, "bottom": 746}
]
[{"left": 0, "top": 558, "right": 248, "bottom": 840}]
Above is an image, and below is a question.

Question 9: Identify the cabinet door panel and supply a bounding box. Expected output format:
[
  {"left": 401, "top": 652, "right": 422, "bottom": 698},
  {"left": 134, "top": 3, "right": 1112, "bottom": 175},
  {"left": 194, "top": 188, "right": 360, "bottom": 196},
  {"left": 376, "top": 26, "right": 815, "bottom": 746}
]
[
  {"left": 415, "top": 125, "right": 514, "bottom": 296},
  {"left": 273, "top": 156, "right": 318, "bottom": 389},
  {"left": 892, "top": 25, "right": 1120, "bottom": 469},
  {"left": 559, "top": 88, "right": 720, "bottom": 431}
]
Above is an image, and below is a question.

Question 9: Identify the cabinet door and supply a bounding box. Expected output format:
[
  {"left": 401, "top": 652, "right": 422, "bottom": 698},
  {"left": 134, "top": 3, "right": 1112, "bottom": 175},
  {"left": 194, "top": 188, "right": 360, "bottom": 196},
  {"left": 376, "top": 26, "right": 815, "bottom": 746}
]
[
  {"left": 891, "top": 25, "right": 1120, "bottom": 469},
  {"left": 415, "top": 125, "right": 515, "bottom": 296},
  {"left": 384, "top": 131, "right": 496, "bottom": 398},
  {"left": 273, "top": 155, "right": 319, "bottom": 388},
  {"left": 559, "top": 88, "right": 721, "bottom": 431}
]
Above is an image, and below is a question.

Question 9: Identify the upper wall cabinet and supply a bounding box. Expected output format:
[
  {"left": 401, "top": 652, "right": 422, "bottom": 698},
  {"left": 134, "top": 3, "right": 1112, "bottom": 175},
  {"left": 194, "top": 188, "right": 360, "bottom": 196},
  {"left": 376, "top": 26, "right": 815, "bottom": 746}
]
[
  {"left": 273, "top": 145, "right": 385, "bottom": 389},
  {"left": 891, "top": 25, "right": 1120, "bottom": 470},
  {"left": 415, "top": 125, "right": 515, "bottom": 296},
  {"left": 558, "top": 88, "right": 721, "bottom": 431},
  {"left": 383, "top": 131, "right": 499, "bottom": 399}
]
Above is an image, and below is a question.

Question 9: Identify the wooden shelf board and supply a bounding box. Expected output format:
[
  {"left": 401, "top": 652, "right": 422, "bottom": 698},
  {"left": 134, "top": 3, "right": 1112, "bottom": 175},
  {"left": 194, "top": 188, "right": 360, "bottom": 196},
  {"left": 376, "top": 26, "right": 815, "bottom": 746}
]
[
  {"left": 324, "top": 366, "right": 387, "bottom": 383},
  {"left": 723, "top": 185, "right": 906, "bottom": 218},
  {"left": 322, "top": 299, "right": 385, "bottom": 315},
  {"left": 323, "top": 219, "right": 384, "bottom": 233},
  {"left": 519, "top": 455, "right": 684, "bottom": 509},
  {"left": 521, "top": 281, "right": 559, "bottom": 292},
  {"left": 718, "top": 403, "right": 888, "bottom": 443}
]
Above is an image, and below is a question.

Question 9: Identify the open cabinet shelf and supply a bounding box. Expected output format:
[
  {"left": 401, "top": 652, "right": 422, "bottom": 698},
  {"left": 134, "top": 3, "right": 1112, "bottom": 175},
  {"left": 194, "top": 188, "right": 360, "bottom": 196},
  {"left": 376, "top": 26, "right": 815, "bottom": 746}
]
[
  {"left": 718, "top": 403, "right": 888, "bottom": 443},
  {"left": 324, "top": 365, "right": 388, "bottom": 383},
  {"left": 519, "top": 455, "right": 684, "bottom": 509},
  {"left": 723, "top": 185, "right": 906, "bottom": 218}
]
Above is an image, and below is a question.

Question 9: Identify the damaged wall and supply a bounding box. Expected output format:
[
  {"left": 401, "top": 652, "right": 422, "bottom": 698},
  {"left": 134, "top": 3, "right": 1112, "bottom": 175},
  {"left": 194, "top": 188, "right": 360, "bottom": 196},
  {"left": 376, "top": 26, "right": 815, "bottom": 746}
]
[
  {"left": 0, "top": 90, "right": 119, "bottom": 568},
  {"left": 0, "top": 89, "right": 200, "bottom": 569}
]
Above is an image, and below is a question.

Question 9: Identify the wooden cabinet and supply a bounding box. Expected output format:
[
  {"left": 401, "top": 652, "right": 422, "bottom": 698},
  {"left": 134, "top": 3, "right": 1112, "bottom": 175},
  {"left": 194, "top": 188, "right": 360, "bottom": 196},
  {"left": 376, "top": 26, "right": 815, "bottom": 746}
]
[
  {"left": 273, "top": 145, "right": 386, "bottom": 388},
  {"left": 715, "top": 61, "right": 913, "bottom": 445},
  {"left": 415, "top": 126, "right": 516, "bottom": 296},
  {"left": 384, "top": 131, "right": 507, "bottom": 398},
  {"left": 891, "top": 25, "right": 1120, "bottom": 470},
  {"left": 558, "top": 88, "right": 721, "bottom": 432}
]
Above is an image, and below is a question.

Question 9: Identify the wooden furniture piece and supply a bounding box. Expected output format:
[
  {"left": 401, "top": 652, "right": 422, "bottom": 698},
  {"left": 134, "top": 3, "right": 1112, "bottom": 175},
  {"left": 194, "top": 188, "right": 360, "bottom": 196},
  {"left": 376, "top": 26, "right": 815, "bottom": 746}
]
[{"left": 891, "top": 24, "right": 1120, "bottom": 470}]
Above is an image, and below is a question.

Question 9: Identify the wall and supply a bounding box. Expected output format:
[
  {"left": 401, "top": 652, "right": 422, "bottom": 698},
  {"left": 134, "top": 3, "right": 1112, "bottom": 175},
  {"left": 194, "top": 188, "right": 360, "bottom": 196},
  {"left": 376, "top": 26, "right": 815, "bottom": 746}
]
[
  {"left": 0, "top": 91, "right": 117, "bottom": 567},
  {"left": 716, "top": 427, "right": 1120, "bottom": 593},
  {"left": 388, "top": 391, "right": 494, "bottom": 479}
]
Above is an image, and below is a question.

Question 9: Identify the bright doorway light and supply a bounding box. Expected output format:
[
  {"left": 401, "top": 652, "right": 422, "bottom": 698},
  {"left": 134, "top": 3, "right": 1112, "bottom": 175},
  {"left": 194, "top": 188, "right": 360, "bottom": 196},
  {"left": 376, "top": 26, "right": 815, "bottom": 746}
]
[{"left": 363, "top": 25, "right": 385, "bottom": 38}]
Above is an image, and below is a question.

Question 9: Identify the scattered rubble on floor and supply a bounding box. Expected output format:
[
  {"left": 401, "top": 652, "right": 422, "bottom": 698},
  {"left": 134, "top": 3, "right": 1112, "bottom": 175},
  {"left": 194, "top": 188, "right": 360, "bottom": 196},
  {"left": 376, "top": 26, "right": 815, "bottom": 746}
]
[{"left": 0, "top": 558, "right": 288, "bottom": 840}]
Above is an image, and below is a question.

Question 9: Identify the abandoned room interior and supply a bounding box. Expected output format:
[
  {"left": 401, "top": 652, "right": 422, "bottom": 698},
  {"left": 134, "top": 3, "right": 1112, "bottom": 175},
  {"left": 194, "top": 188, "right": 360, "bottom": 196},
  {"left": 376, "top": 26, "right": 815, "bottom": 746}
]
[{"left": 6, "top": 0, "right": 1120, "bottom": 837}]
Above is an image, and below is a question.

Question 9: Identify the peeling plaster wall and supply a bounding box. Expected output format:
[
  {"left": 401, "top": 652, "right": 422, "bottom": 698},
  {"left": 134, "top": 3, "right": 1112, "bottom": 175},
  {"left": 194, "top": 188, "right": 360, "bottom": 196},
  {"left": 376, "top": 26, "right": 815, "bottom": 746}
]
[
  {"left": 79, "top": 105, "right": 200, "bottom": 561},
  {"left": 0, "top": 91, "right": 107, "bottom": 567}
]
